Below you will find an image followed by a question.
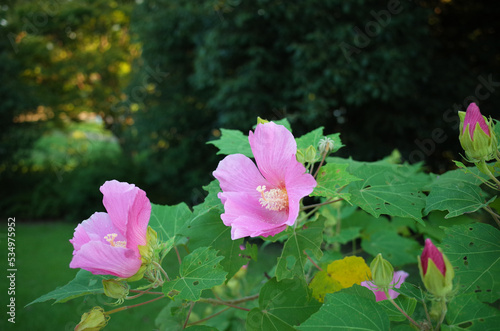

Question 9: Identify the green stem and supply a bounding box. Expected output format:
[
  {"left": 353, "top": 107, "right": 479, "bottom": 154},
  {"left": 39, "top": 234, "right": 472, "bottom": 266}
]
[
  {"left": 434, "top": 300, "right": 447, "bottom": 331},
  {"left": 186, "top": 307, "right": 231, "bottom": 327},
  {"left": 106, "top": 295, "right": 165, "bottom": 315},
  {"left": 152, "top": 261, "right": 170, "bottom": 282},
  {"left": 476, "top": 160, "right": 500, "bottom": 190},
  {"left": 385, "top": 290, "right": 421, "bottom": 329},
  {"left": 301, "top": 198, "right": 343, "bottom": 210},
  {"left": 484, "top": 205, "right": 500, "bottom": 228}
]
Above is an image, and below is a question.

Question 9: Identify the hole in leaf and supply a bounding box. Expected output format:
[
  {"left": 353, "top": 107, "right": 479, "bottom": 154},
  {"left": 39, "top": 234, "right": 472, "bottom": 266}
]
[
  {"left": 469, "top": 242, "right": 474, "bottom": 247},
  {"left": 469, "top": 227, "right": 473, "bottom": 231},
  {"left": 486, "top": 289, "right": 491, "bottom": 292},
  {"left": 479, "top": 318, "right": 485, "bottom": 322},
  {"left": 193, "top": 281, "right": 199, "bottom": 286},
  {"left": 474, "top": 289, "right": 482, "bottom": 293},
  {"left": 458, "top": 322, "right": 472, "bottom": 328}
]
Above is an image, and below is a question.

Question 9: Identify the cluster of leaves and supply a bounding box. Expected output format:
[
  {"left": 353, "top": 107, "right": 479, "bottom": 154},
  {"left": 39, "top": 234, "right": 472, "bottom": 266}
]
[{"left": 30, "top": 120, "right": 500, "bottom": 330}]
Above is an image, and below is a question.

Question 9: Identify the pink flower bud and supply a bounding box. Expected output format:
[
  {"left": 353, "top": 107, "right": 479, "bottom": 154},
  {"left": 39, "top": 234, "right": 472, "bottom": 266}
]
[{"left": 420, "top": 239, "right": 446, "bottom": 276}]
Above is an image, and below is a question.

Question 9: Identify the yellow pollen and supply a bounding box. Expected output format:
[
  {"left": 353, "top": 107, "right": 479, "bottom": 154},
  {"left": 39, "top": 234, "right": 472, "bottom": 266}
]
[
  {"left": 104, "top": 233, "right": 127, "bottom": 248},
  {"left": 256, "top": 185, "right": 288, "bottom": 211}
]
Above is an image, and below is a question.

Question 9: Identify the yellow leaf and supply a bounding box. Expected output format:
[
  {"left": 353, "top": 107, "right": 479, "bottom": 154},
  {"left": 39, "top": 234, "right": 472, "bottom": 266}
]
[{"left": 309, "top": 270, "right": 342, "bottom": 303}]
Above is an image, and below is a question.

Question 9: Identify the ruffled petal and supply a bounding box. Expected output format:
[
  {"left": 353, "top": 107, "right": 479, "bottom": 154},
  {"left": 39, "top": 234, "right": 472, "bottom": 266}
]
[
  {"left": 69, "top": 241, "right": 142, "bottom": 278},
  {"left": 284, "top": 156, "right": 317, "bottom": 226},
  {"left": 249, "top": 122, "right": 297, "bottom": 186},
  {"left": 100, "top": 180, "right": 150, "bottom": 250},
  {"left": 213, "top": 154, "right": 266, "bottom": 193},
  {"left": 230, "top": 215, "right": 288, "bottom": 239}
]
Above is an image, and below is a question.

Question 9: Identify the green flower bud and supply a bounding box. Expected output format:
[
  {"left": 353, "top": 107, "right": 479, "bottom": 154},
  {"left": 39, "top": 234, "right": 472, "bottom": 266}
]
[
  {"left": 296, "top": 149, "right": 305, "bottom": 164},
  {"left": 257, "top": 117, "right": 269, "bottom": 125},
  {"left": 305, "top": 145, "right": 317, "bottom": 163},
  {"left": 459, "top": 103, "right": 498, "bottom": 163},
  {"left": 102, "top": 279, "right": 129, "bottom": 303},
  {"left": 369, "top": 254, "right": 394, "bottom": 291},
  {"left": 74, "top": 307, "right": 109, "bottom": 331},
  {"left": 127, "top": 226, "right": 158, "bottom": 282},
  {"left": 418, "top": 239, "right": 454, "bottom": 298}
]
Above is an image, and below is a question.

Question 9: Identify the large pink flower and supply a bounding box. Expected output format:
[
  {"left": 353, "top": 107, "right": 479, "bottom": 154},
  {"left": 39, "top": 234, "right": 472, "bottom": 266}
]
[
  {"left": 361, "top": 270, "right": 409, "bottom": 302},
  {"left": 213, "top": 122, "right": 317, "bottom": 239},
  {"left": 69, "top": 180, "right": 151, "bottom": 278}
]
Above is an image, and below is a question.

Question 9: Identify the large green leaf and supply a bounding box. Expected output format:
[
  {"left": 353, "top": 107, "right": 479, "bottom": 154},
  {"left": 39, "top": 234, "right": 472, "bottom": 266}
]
[
  {"left": 311, "top": 163, "right": 361, "bottom": 201},
  {"left": 361, "top": 231, "right": 421, "bottom": 267},
  {"left": 27, "top": 270, "right": 108, "bottom": 305},
  {"left": 298, "top": 285, "right": 390, "bottom": 330},
  {"left": 246, "top": 277, "right": 321, "bottom": 331},
  {"left": 181, "top": 209, "right": 247, "bottom": 280},
  {"left": 442, "top": 223, "right": 500, "bottom": 303},
  {"left": 331, "top": 159, "right": 429, "bottom": 224},
  {"left": 163, "top": 247, "right": 227, "bottom": 301},
  {"left": 150, "top": 202, "right": 192, "bottom": 244},
  {"left": 207, "top": 128, "right": 252, "bottom": 157},
  {"left": 275, "top": 218, "right": 324, "bottom": 281},
  {"left": 442, "top": 294, "right": 500, "bottom": 331},
  {"left": 424, "top": 168, "right": 494, "bottom": 218}
]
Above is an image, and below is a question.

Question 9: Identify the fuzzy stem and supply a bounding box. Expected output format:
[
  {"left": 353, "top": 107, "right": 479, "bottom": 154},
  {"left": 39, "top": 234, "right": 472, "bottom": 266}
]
[
  {"left": 484, "top": 205, "right": 500, "bottom": 228},
  {"left": 183, "top": 302, "right": 195, "bottom": 329},
  {"left": 313, "top": 148, "right": 329, "bottom": 179},
  {"left": 303, "top": 250, "right": 323, "bottom": 271},
  {"left": 301, "top": 198, "right": 343, "bottom": 210},
  {"left": 434, "top": 300, "right": 447, "bottom": 331},
  {"left": 152, "top": 261, "right": 170, "bottom": 282},
  {"left": 476, "top": 160, "right": 500, "bottom": 190}
]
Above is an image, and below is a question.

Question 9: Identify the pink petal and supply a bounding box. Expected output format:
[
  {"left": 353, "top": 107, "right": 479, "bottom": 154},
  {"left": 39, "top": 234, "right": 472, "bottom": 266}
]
[
  {"left": 463, "top": 103, "right": 490, "bottom": 139},
  {"left": 249, "top": 122, "right": 297, "bottom": 186},
  {"left": 213, "top": 154, "right": 267, "bottom": 194},
  {"left": 284, "top": 157, "right": 317, "bottom": 226},
  {"left": 70, "top": 212, "right": 125, "bottom": 250},
  {"left": 361, "top": 270, "right": 409, "bottom": 302},
  {"left": 421, "top": 239, "right": 445, "bottom": 276},
  {"left": 220, "top": 191, "right": 288, "bottom": 237},
  {"left": 100, "top": 180, "right": 151, "bottom": 250},
  {"left": 69, "top": 241, "right": 142, "bottom": 278}
]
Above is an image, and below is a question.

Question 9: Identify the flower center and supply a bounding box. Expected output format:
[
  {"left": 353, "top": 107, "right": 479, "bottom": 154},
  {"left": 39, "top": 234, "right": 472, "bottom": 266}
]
[
  {"left": 256, "top": 185, "right": 288, "bottom": 211},
  {"left": 104, "top": 233, "right": 127, "bottom": 248}
]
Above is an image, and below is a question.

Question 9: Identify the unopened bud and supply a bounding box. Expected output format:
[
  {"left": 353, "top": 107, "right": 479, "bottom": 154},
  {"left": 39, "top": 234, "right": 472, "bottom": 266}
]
[
  {"left": 459, "top": 103, "right": 498, "bottom": 162},
  {"left": 418, "top": 239, "right": 454, "bottom": 298},
  {"left": 74, "top": 306, "right": 109, "bottom": 331},
  {"left": 296, "top": 149, "right": 305, "bottom": 164},
  {"left": 103, "top": 279, "right": 129, "bottom": 303},
  {"left": 369, "top": 254, "right": 394, "bottom": 291},
  {"left": 305, "top": 145, "right": 317, "bottom": 163},
  {"left": 257, "top": 117, "right": 269, "bottom": 125}
]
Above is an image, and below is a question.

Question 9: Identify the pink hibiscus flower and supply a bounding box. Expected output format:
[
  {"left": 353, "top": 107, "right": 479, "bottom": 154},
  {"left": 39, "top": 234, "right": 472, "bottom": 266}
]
[
  {"left": 69, "top": 180, "right": 151, "bottom": 278},
  {"left": 213, "top": 122, "right": 317, "bottom": 239},
  {"left": 361, "top": 270, "right": 409, "bottom": 302}
]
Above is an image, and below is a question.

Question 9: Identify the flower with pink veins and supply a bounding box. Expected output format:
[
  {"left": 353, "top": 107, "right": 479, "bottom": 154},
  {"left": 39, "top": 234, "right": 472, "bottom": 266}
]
[
  {"left": 69, "top": 180, "right": 151, "bottom": 278},
  {"left": 361, "top": 270, "right": 409, "bottom": 302},
  {"left": 213, "top": 122, "right": 317, "bottom": 240}
]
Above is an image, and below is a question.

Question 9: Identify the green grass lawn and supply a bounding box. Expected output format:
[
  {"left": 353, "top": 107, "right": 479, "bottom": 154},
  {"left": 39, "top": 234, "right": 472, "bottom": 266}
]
[{"left": 0, "top": 222, "right": 166, "bottom": 331}]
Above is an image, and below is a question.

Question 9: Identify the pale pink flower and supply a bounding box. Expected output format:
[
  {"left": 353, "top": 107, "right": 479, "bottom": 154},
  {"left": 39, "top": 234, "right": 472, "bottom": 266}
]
[
  {"left": 361, "top": 270, "right": 409, "bottom": 302},
  {"left": 69, "top": 180, "right": 151, "bottom": 278},
  {"left": 213, "top": 122, "right": 316, "bottom": 239}
]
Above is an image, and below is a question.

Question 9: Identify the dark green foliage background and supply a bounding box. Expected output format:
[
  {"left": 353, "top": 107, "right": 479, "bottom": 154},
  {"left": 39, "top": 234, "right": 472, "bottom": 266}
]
[{"left": 1, "top": 0, "right": 499, "bottom": 220}]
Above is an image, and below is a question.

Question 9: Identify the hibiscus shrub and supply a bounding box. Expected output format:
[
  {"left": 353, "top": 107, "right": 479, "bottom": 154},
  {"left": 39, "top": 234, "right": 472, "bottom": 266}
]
[{"left": 29, "top": 107, "right": 500, "bottom": 330}]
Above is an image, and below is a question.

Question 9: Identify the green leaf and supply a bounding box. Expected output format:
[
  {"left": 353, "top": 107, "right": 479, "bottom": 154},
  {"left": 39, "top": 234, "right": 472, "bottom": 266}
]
[
  {"left": 276, "top": 218, "right": 324, "bottom": 281},
  {"left": 378, "top": 295, "right": 417, "bottom": 322},
  {"left": 150, "top": 202, "right": 192, "bottom": 244},
  {"left": 361, "top": 231, "right": 421, "bottom": 267},
  {"left": 325, "top": 227, "right": 362, "bottom": 245},
  {"left": 424, "top": 168, "right": 495, "bottom": 218},
  {"left": 311, "top": 163, "right": 361, "bottom": 201},
  {"left": 27, "top": 270, "right": 108, "bottom": 305},
  {"left": 296, "top": 127, "right": 343, "bottom": 153},
  {"left": 155, "top": 300, "right": 190, "bottom": 331},
  {"left": 442, "top": 294, "right": 500, "bottom": 331},
  {"left": 207, "top": 129, "right": 252, "bottom": 157},
  {"left": 181, "top": 209, "right": 247, "bottom": 280},
  {"left": 246, "top": 277, "right": 321, "bottom": 331},
  {"left": 163, "top": 247, "right": 227, "bottom": 301},
  {"left": 192, "top": 180, "right": 224, "bottom": 217},
  {"left": 442, "top": 223, "right": 500, "bottom": 303},
  {"left": 333, "top": 159, "right": 429, "bottom": 224},
  {"left": 298, "top": 285, "right": 390, "bottom": 330}
]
